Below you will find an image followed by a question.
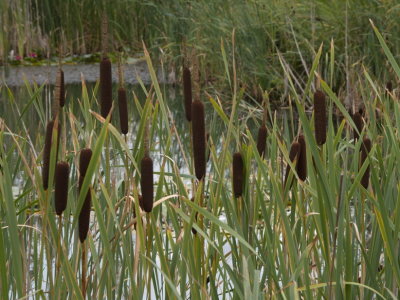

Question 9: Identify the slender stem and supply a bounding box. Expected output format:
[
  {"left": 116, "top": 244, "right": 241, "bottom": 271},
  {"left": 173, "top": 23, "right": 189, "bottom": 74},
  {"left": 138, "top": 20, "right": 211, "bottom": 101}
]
[{"left": 81, "top": 242, "right": 87, "bottom": 299}]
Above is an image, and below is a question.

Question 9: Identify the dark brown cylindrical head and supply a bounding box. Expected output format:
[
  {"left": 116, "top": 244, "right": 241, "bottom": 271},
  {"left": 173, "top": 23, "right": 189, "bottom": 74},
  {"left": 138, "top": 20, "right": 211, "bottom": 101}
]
[
  {"left": 55, "top": 161, "right": 69, "bottom": 215},
  {"left": 296, "top": 135, "right": 307, "bottom": 181},
  {"left": 284, "top": 141, "right": 301, "bottom": 187},
  {"left": 191, "top": 100, "right": 206, "bottom": 180},
  {"left": 118, "top": 87, "right": 128, "bottom": 134},
  {"left": 232, "top": 152, "right": 244, "bottom": 197},
  {"left": 183, "top": 67, "right": 192, "bottom": 122},
  {"left": 140, "top": 155, "right": 154, "bottom": 213},
  {"left": 386, "top": 81, "right": 393, "bottom": 93},
  {"left": 43, "top": 120, "right": 60, "bottom": 190},
  {"left": 78, "top": 148, "right": 92, "bottom": 243},
  {"left": 56, "top": 69, "right": 65, "bottom": 107},
  {"left": 100, "top": 57, "right": 113, "bottom": 118},
  {"left": 256, "top": 123, "right": 267, "bottom": 157},
  {"left": 352, "top": 112, "right": 363, "bottom": 141},
  {"left": 314, "top": 90, "right": 326, "bottom": 145},
  {"left": 360, "top": 137, "right": 372, "bottom": 189}
]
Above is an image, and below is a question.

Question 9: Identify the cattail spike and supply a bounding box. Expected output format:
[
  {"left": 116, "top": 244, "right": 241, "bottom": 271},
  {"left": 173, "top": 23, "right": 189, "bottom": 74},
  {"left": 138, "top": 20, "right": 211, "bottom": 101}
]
[
  {"left": 118, "top": 87, "right": 128, "bottom": 134},
  {"left": 55, "top": 161, "right": 69, "bottom": 215},
  {"left": 55, "top": 68, "right": 65, "bottom": 108},
  {"left": 284, "top": 141, "right": 301, "bottom": 187},
  {"left": 42, "top": 120, "right": 60, "bottom": 189},
  {"left": 360, "top": 137, "right": 372, "bottom": 189},
  {"left": 183, "top": 66, "right": 192, "bottom": 121},
  {"left": 256, "top": 123, "right": 267, "bottom": 157},
  {"left": 314, "top": 90, "right": 327, "bottom": 145},
  {"left": 78, "top": 148, "right": 92, "bottom": 243},
  {"left": 100, "top": 57, "right": 113, "bottom": 118},
  {"left": 191, "top": 100, "right": 206, "bottom": 180},
  {"left": 352, "top": 112, "right": 363, "bottom": 141},
  {"left": 140, "top": 156, "right": 154, "bottom": 213},
  {"left": 232, "top": 152, "right": 244, "bottom": 197},
  {"left": 296, "top": 135, "right": 307, "bottom": 181}
]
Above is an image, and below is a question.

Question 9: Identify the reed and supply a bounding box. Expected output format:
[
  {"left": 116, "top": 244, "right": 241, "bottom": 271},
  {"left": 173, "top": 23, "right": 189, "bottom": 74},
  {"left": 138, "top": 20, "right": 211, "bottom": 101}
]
[
  {"left": 100, "top": 57, "right": 113, "bottom": 118},
  {"left": 140, "top": 155, "right": 154, "bottom": 213},
  {"left": 232, "top": 152, "right": 244, "bottom": 198},
  {"left": 296, "top": 134, "right": 307, "bottom": 181},
  {"left": 314, "top": 90, "right": 326, "bottom": 145},
  {"left": 54, "top": 161, "right": 69, "bottom": 216},
  {"left": 118, "top": 87, "right": 128, "bottom": 135},
  {"left": 256, "top": 122, "right": 267, "bottom": 157},
  {"left": 191, "top": 99, "right": 206, "bottom": 180},
  {"left": 183, "top": 66, "right": 192, "bottom": 122},
  {"left": 284, "top": 141, "right": 301, "bottom": 187},
  {"left": 360, "top": 137, "right": 372, "bottom": 189},
  {"left": 78, "top": 148, "right": 92, "bottom": 243}
]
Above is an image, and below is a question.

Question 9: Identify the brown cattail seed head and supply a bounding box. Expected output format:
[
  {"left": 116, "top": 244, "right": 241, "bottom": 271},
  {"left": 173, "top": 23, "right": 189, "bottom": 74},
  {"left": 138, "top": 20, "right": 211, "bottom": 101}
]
[
  {"left": 56, "top": 69, "right": 65, "bottom": 107},
  {"left": 296, "top": 135, "right": 307, "bottom": 181},
  {"left": 284, "top": 141, "right": 301, "bottom": 187},
  {"left": 55, "top": 161, "right": 69, "bottom": 215},
  {"left": 352, "top": 112, "right": 363, "bottom": 141},
  {"left": 118, "top": 87, "right": 128, "bottom": 134},
  {"left": 360, "top": 137, "right": 372, "bottom": 189},
  {"left": 42, "top": 120, "right": 60, "bottom": 190},
  {"left": 100, "top": 57, "right": 112, "bottom": 118},
  {"left": 386, "top": 81, "right": 393, "bottom": 93},
  {"left": 257, "top": 123, "right": 267, "bottom": 157},
  {"left": 78, "top": 148, "right": 92, "bottom": 243},
  {"left": 140, "top": 155, "right": 154, "bottom": 213},
  {"left": 183, "top": 67, "right": 192, "bottom": 122},
  {"left": 314, "top": 90, "right": 327, "bottom": 145},
  {"left": 232, "top": 152, "right": 244, "bottom": 197},
  {"left": 191, "top": 100, "right": 206, "bottom": 180}
]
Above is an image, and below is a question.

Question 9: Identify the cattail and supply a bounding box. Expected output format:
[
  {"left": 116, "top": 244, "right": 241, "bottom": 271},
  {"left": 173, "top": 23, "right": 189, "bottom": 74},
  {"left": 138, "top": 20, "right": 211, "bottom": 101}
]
[
  {"left": 183, "top": 66, "right": 192, "bottom": 122},
  {"left": 118, "top": 87, "right": 128, "bottom": 134},
  {"left": 296, "top": 135, "right": 307, "bottom": 181},
  {"left": 352, "top": 112, "right": 363, "bottom": 141},
  {"left": 232, "top": 152, "right": 244, "bottom": 197},
  {"left": 140, "top": 155, "right": 154, "bottom": 213},
  {"left": 360, "top": 137, "right": 372, "bottom": 189},
  {"left": 43, "top": 120, "right": 60, "bottom": 190},
  {"left": 55, "top": 161, "right": 69, "bottom": 215},
  {"left": 314, "top": 90, "right": 326, "bottom": 145},
  {"left": 100, "top": 57, "right": 112, "bottom": 118},
  {"left": 55, "top": 69, "right": 65, "bottom": 107},
  {"left": 78, "top": 148, "right": 92, "bottom": 243},
  {"left": 257, "top": 123, "right": 267, "bottom": 157},
  {"left": 386, "top": 81, "right": 393, "bottom": 94},
  {"left": 192, "top": 99, "right": 206, "bottom": 180},
  {"left": 284, "top": 141, "right": 301, "bottom": 187}
]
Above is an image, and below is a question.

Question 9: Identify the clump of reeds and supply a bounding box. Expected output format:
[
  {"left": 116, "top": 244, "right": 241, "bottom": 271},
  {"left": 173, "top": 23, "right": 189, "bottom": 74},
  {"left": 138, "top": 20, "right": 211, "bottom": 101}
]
[
  {"left": 232, "top": 152, "right": 244, "bottom": 197},
  {"left": 296, "top": 134, "right": 307, "bottom": 181},
  {"left": 43, "top": 120, "right": 60, "bottom": 190},
  {"left": 256, "top": 122, "right": 267, "bottom": 157},
  {"left": 284, "top": 141, "right": 301, "bottom": 187},
  {"left": 191, "top": 99, "right": 206, "bottom": 180},
  {"left": 100, "top": 57, "right": 113, "bottom": 118},
  {"left": 352, "top": 111, "right": 363, "bottom": 141},
  {"left": 314, "top": 90, "right": 326, "bottom": 145},
  {"left": 78, "top": 148, "right": 92, "bottom": 243},
  {"left": 360, "top": 137, "right": 372, "bottom": 189},
  {"left": 183, "top": 66, "right": 192, "bottom": 122},
  {"left": 55, "top": 161, "right": 69, "bottom": 216},
  {"left": 140, "top": 155, "right": 154, "bottom": 213}
]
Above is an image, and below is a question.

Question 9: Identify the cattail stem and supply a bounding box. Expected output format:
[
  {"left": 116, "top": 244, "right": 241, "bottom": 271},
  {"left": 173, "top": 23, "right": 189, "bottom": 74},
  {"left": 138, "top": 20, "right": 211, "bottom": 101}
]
[
  {"left": 81, "top": 243, "right": 87, "bottom": 298},
  {"left": 56, "top": 214, "right": 62, "bottom": 277}
]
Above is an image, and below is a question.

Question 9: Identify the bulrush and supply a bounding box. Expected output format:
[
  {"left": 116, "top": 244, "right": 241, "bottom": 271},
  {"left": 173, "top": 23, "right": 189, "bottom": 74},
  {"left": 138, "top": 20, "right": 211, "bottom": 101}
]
[
  {"left": 183, "top": 66, "right": 192, "bottom": 122},
  {"left": 284, "top": 141, "right": 301, "bottom": 187},
  {"left": 296, "top": 135, "right": 307, "bottom": 181},
  {"left": 78, "top": 148, "right": 92, "bottom": 243},
  {"left": 386, "top": 81, "right": 393, "bottom": 94},
  {"left": 314, "top": 90, "right": 326, "bottom": 145},
  {"left": 55, "top": 69, "right": 65, "bottom": 107},
  {"left": 140, "top": 155, "right": 154, "bottom": 213},
  {"left": 232, "top": 152, "right": 244, "bottom": 197},
  {"left": 43, "top": 120, "right": 60, "bottom": 190},
  {"left": 118, "top": 87, "right": 128, "bottom": 134},
  {"left": 360, "top": 137, "right": 372, "bottom": 189},
  {"left": 257, "top": 122, "right": 267, "bottom": 157},
  {"left": 100, "top": 57, "right": 112, "bottom": 118},
  {"left": 352, "top": 112, "right": 363, "bottom": 141},
  {"left": 191, "top": 99, "right": 206, "bottom": 180},
  {"left": 55, "top": 161, "right": 69, "bottom": 215}
]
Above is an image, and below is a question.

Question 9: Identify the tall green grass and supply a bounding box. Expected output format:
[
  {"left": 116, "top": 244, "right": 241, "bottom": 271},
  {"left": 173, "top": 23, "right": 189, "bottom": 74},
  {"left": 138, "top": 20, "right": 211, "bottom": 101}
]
[{"left": 1, "top": 23, "right": 400, "bottom": 299}]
